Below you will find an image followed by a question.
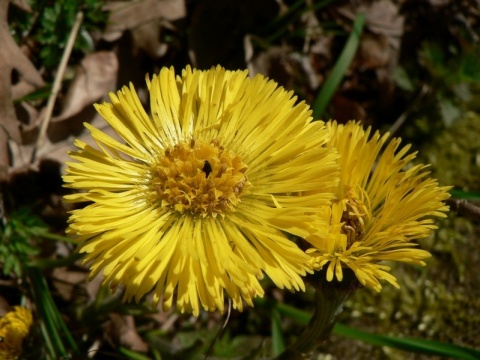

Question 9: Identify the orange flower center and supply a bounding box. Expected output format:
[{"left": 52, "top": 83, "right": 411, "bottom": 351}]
[
  {"left": 152, "top": 138, "right": 250, "bottom": 217},
  {"left": 341, "top": 189, "right": 369, "bottom": 248}
]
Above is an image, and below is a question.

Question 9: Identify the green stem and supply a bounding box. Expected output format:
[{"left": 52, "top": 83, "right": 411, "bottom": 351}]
[
  {"left": 291, "top": 285, "right": 351, "bottom": 353},
  {"left": 272, "top": 270, "right": 359, "bottom": 359}
]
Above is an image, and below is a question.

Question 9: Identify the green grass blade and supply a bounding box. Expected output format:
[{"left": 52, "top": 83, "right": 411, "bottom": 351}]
[
  {"left": 274, "top": 302, "right": 310, "bottom": 323},
  {"left": 119, "top": 347, "right": 152, "bottom": 360},
  {"left": 275, "top": 303, "right": 480, "bottom": 360},
  {"left": 44, "top": 285, "right": 79, "bottom": 354},
  {"left": 29, "top": 267, "right": 67, "bottom": 358},
  {"left": 334, "top": 323, "right": 480, "bottom": 360},
  {"left": 28, "top": 267, "right": 79, "bottom": 358},
  {"left": 271, "top": 308, "right": 286, "bottom": 355},
  {"left": 449, "top": 188, "right": 480, "bottom": 200},
  {"left": 13, "top": 84, "right": 52, "bottom": 103},
  {"left": 39, "top": 318, "right": 57, "bottom": 359},
  {"left": 312, "top": 13, "right": 365, "bottom": 119}
]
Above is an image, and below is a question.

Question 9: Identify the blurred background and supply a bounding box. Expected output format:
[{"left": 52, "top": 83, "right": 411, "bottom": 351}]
[{"left": 1, "top": 0, "right": 480, "bottom": 359}]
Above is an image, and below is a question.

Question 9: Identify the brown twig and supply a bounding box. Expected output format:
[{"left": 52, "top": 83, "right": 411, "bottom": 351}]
[
  {"left": 447, "top": 198, "right": 480, "bottom": 222},
  {"left": 30, "top": 11, "right": 84, "bottom": 164}
]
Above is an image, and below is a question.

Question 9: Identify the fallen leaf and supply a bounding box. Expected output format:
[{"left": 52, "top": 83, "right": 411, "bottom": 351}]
[
  {"left": 362, "top": 0, "right": 403, "bottom": 38},
  {"left": 51, "top": 266, "right": 89, "bottom": 301},
  {"left": 0, "top": 0, "right": 44, "bottom": 179},
  {"left": 338, "top": 0, "right": 404, "bottom": 48},
  {"left": 106, "top": 314, "right": 149, "bottom": 352},
  {"left": 51, "top": 51, "right": 118, "bottom": 123},
  {"left": 358, "top": 33, "right": 391, "bottom": 70},
  {"left": 0, "top": 297, "right": 10, "bottom": 317},
  {"left": 11, "top": 0, "right": 31, "bottom": 12},
  {"left": 103, "top": 0, "right": 186, "bottom": 42},
  {"left": 247, "top": 45, "right": 294, "bottom": 87},
  {"left": 131, "top": 20, "right": 169, "bottom": 59}
]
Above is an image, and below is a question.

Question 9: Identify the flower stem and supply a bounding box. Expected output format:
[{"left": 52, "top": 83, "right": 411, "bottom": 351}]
[{"left": 273, "top": 269, "right": 359, "bottom": 359}]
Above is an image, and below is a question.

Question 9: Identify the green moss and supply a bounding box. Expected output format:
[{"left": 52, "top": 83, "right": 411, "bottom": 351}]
[{"left": 420, "top": 112, "right": 480, "bottom": 190}]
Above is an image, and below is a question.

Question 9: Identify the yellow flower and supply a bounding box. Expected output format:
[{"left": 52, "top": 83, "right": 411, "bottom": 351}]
[
  {"left": 308, "top": 121, "right": 450, "bottom": 291},
  {"left": 0, "top": 306, "right": 33, "bottom": 360},
  {"left": 63, "top": 66, "right": 339, "bottom": 315}
]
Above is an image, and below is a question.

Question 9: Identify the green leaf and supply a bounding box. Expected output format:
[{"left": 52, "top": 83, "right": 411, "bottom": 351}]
[
  {"left": 393, "top": 66, "right": 415, "bottom": 92},
  {"left": 2, "top": 253, "right": 16, "bottom": 276},
  {"left": 312, "top": 13, "right": 365, "bottom": 119},
  {"left": 271, "top": 308, "right": 286, "bottom": 355},
  {"left": 459, "top": 50, "right": 480, "bottom": 82},
  {"left": 419, "top": 42, "right": 446, "bottom": 78},
  {"left": 119, "top": 347, "right": 152, "bottom": 360},
  {"left": 438, "top": 96, "right": 461, "bottom": 127}
]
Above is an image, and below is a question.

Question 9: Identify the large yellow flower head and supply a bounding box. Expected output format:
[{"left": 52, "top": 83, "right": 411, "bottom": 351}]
[
  {"left": 64, "top": 66, "right": 339, "bottom": 316},
  {"left": 0, "top": 306, "right": 33, "bottom": 360},
  {"left": 308, "top": 121, "right": 450, "bottom": 291}
]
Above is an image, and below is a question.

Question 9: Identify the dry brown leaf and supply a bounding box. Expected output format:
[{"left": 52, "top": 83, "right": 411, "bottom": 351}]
[
  {"left": 7, "top": 51, "right": 118, "bottom": 172},
  {"left": 338, "top": 0, "right": 404, "bottom": 48},
  {"left": 84, "top": 274, "right": 106, "bottom": 303},
  {"left": 0, "top": 297, "right": 10, "bottom": 317},
  {"left": 131, "top": 20, "right": 169, "bottom": 59},
  {"left": 12, "top": 79, "right": 37, "bottom": 100},
  {"left": 103, "top": 0, "right": 186, "bottom": 42},
  {"left": 247, "top": 41, "right": 319, "bottom": 92},
  {"left": 0, "top": 0, "right": 44, "bottom": 179},
  {"left": 51, "top": 266, "right": 89, "bottom": 301},
  {"left": 106, "top": 314, "right": 149, "bottom": 352},
  {"left": 362, "top": 0, "right": 404, "bottom": 38},
  {"left": 9, "top": 107, "right": 121, "bottom": 175},
  {"left": 51, "top": 51, "right": 118, "bottom": 123},
  {"left": 358, "top": 33, "right": 391, "bottom": 70},
  {"left": 247, "top": 45, "right": 293, "bottom": 85},
  {"left": 301, "top": 0, "right": 323, "bottom": 54},
  {"left": 11, "top": 0, "right": 31, "bottom": 12},
  {"left": 40, "top": 111, "right": 121, "bottom": 172},
  {"left": 45, "top": 50, "right": 117, "bottom": 145},
  {"left": 332, "top": 0, "right": 403, "bottom": 119},
  {"left": 15, "top": 102, "right": 38, "bottom": 143}
]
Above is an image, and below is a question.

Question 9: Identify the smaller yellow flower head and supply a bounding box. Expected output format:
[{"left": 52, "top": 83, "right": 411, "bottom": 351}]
[
  {"left": 308, "top": 121, "right": 451, "bottom": 291},
  {"left": 0, "top": 306, "right": 33, "bottom": 360}
]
